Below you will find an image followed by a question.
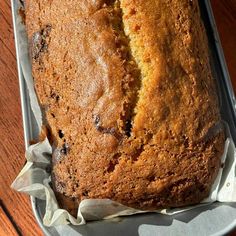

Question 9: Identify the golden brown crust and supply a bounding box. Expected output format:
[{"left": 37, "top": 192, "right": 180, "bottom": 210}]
[{"left": 25, "top": 0, "right": 225, "bottom": 215}]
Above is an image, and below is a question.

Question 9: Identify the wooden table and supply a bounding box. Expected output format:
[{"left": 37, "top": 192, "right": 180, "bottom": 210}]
[{"left": 0, "top": 0, "right": 235, "bottom": 235}]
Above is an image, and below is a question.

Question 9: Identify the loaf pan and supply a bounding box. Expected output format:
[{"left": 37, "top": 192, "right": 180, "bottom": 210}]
[{"left": 11, "top": 0, "right": 236, "bottom": 235}]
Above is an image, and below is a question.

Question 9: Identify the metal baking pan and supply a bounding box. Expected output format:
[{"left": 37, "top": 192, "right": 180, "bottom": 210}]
[{"left": 11, "top": 0, "right": 236, "bottom": 235}]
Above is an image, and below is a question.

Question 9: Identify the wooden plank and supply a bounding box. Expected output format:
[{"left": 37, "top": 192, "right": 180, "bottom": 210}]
[
  {"left": 0, "top": 1, "right": 44, "bottom": 236},
  {"left": 231, "top": 230, "right": 236, "bottom": 235},
  {"left": 211, "top": 0, "right": 236, "bottom": 92},
  {"left": 0, "top": 1, "right": 235, "bottom": 236},
  {"left": 0, "top": 205, "right": 19, "bottom": 236}
]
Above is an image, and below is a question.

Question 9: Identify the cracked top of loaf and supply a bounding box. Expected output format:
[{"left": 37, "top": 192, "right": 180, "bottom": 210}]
[{"left": 24, "top": 0, "right": 225, "bottom": 216}]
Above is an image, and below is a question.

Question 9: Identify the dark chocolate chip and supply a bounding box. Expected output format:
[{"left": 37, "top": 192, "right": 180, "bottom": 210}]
[
  {"left": 82, "top": 190, "right": 89, "bottom": 197},
  {"left": 147, "top": 175, "right": 155, "bottom": 182},
  {"left": 93, "top": 114, "right": 122, "bottom": 140},
  {"left": 55, "top": 95, "right": 60, "bottom": 101},
  {"left": 58, "top": 130, "right": 64, "bottom": 138},
  {"left": 50, "top": 92, "right": 56, "bottom": 98},
  {"left": 50, "top": 92, "right": 60, "bottom": 102}
]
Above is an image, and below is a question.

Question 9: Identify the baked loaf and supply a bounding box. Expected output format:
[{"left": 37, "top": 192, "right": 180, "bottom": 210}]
[{"left": 25, "top": 0, "right": 225, "bottom": 215}]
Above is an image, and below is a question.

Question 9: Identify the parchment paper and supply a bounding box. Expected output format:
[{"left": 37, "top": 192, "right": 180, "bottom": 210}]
[{"left": 11, "top": 0, "right": 236, "bottom": 227}]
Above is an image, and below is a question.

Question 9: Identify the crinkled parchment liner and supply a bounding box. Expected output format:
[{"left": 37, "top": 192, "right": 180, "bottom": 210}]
[{"left": 11, "top": 0, "right": 236, "bottom": 227}]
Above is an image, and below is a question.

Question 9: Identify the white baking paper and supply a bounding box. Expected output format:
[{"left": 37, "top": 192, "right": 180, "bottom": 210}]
[{"left": 11, "top": 0, "right": 236, "bottom": 227}]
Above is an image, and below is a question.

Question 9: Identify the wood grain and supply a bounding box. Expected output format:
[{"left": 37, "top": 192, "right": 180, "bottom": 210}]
[
  {"left": 211, "top": 0, "right": 236, "bottom": 92},
  {"left": 0, "top": 205, "right": 19, "bottom": 236},
  {"left": 0, "top": 0, "right": 235, "bottom": 235},
  {"left": 0, "top": 0, "right": 43, "bottom": 235}
]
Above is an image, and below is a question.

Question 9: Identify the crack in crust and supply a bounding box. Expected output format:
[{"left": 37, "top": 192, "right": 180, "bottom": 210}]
[{"left": 107, "top": 0, "right": 142, "bottom": 137}]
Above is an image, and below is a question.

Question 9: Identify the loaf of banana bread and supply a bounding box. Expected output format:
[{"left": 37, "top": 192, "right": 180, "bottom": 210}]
[{"left": 24, "top": 0, "right": 225, "bottom": 216}]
